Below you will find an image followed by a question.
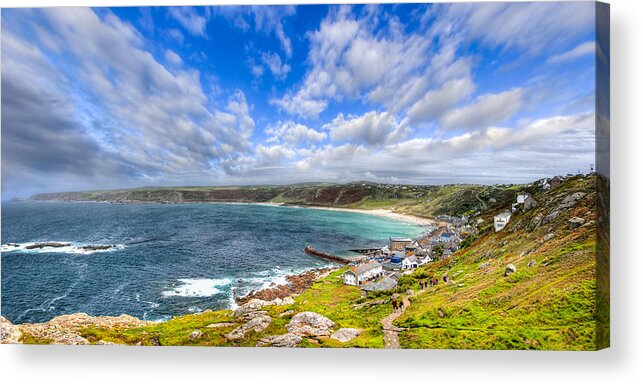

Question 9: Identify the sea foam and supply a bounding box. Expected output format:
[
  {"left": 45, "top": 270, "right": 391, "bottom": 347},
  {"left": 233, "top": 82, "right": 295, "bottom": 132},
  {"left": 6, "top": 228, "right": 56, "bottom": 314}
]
[
  {"left": 1, "top": 242, "right": 125, "bottom": 255},
  {"left": 161, "top": 278, "right": 232, "bottom": 298}
]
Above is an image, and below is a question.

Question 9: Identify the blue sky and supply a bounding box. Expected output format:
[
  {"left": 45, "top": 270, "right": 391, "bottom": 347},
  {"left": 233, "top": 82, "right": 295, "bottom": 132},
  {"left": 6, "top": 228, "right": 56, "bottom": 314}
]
[{"left": 1, "top": 3, "right": 599, "bottom": 199}]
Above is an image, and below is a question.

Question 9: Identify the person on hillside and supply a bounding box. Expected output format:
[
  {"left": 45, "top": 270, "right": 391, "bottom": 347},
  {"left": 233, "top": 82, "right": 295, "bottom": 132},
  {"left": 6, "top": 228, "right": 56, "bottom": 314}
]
[{"left": 392, "top": 299, "right": 398, "bottom": 312}]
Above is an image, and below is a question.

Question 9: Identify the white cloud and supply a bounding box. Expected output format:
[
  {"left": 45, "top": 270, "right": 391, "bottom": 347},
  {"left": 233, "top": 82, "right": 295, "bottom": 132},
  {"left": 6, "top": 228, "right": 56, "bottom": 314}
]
[
  {"left": 407, "top": 77, "right": 476, "bottom": 125},
  {"left": 440, "top": 88, "right": 524, "bottom": 131},
  {"left": 323, "top": 111, "right": 408, "bottom": 146},
  {"left": 547, "top": 41, "right": 596, "bottom": 64},
  {"left": 427, "top": 2, "right": 595, "bottom": 55},
  {"left": 272, "top": 5, "right": 477, "bottom": 119},
  {"left": 260, "top": 51, "right": 291, "bottom": 80},
  {"left": 250, "top": 5, "right": 296, "bottom": 57},
  {"left": 168, "top": 7, "right": 209, "bottom": 37},
  {"left": 164, "top": 49, "right": 183, "bottom": 66},
  {"left": 166, "top": 28, "right": 185, "bottom": 45},
  {"left": 266, "top": 121, "right": 327, "bottom": 144}
]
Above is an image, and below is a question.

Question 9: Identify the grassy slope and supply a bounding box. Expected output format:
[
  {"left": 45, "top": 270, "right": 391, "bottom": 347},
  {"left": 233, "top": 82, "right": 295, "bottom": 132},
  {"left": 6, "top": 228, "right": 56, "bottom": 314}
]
[{"left": 20, "top": 175, "right": 600, "bottom": 349}]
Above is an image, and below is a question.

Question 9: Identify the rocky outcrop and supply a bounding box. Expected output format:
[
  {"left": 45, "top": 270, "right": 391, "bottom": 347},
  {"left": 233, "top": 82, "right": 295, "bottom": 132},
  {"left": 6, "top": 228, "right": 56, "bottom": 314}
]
[
  {"left": 25, "top": 242, "right": 70, "bottom": 249},
  {"left": 236, "top": 269, "right": 332, "bottom": 305},
  {"left": 256, "top": 333, "right": 302, "bottom": 347},
  {"left": 0, "top": 316, "right": 22, "bottom": 344},
  {"left": 286, "top": 312, "right": 335, "bottom": 337},
  {"left": 226, "top": 315, "right": 272, "bottom": 340},
  {"left": 568, "top": 217, "right": 586, "bottom": 230},
  {"left": 12, "top": 313, "right": 150, "bottom": 345},
  {"left": 504, "top": 264, "right": 517, "bottom": 276},
  {"left": 330, "top": 328, "right": 361, "bottom": 343},
  {"left": 189, "top": 330, "right": 204, "bottom": 340}
]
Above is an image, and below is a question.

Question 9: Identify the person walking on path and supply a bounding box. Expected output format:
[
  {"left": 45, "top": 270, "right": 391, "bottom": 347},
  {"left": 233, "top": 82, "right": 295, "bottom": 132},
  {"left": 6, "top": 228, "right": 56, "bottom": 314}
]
[{"left": 392, "top": 299, "right": 398, "bottom": 312}]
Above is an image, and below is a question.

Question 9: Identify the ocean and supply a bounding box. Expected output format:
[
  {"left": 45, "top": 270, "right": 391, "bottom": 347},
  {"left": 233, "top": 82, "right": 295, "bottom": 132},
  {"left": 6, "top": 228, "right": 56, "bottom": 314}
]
[{"left": 1, "top": 201, "right": 425, "bottom": 324}]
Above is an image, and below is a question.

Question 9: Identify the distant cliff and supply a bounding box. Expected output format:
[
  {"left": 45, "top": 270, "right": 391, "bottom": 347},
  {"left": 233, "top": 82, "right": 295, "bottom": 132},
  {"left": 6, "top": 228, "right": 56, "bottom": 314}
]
[{"left": 29, "top": 181, "right": 523, "bottom": 218}]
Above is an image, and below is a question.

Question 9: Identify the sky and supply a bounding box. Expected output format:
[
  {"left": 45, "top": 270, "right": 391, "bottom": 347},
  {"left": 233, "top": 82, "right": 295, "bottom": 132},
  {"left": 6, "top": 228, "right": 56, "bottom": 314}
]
[{"left": 1, "top": 2, "right": 600, "bottom": 199}]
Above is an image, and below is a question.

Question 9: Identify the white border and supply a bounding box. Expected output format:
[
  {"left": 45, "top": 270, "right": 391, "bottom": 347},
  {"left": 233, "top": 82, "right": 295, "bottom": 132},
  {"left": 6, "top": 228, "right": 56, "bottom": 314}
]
[{"left": 2, "top": 0, "right": 642, "bottom": 383}]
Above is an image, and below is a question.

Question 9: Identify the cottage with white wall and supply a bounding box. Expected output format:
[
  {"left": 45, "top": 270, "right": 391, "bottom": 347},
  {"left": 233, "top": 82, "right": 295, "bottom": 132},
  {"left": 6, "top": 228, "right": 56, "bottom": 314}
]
[
  {"left": 494, "top": 212, "right": 512, "bottom": 232},
  {"left": 402, "top": 255, "right": 419, "bottom": 269},
  {"left": 343, "top": 261, "right": 383, "bottom": 286}
]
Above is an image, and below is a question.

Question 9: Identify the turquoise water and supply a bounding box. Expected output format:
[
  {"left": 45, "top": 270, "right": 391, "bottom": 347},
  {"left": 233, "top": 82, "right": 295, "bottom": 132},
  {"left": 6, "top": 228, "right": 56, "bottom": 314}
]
[{"left": 1, "top": 202, "right": 425, "bottom": 324}]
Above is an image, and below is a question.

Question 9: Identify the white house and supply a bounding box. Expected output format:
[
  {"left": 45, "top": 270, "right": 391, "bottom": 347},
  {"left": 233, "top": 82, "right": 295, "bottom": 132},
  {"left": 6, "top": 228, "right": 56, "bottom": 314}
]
[
  {"left": 343, "top": 261, "right": 383, "bottom": 286},
  {"left": 494, "top": 212, "right": 512, "bottom": 232},
  {"left": 402, "top": 255, "right": 419, "bottom": 269},
  {"left": 517, "top": 192, "right": 530, "bottom": 204},
  {"left": 419, "top": 254, "right": 433, "bottom": 265}
]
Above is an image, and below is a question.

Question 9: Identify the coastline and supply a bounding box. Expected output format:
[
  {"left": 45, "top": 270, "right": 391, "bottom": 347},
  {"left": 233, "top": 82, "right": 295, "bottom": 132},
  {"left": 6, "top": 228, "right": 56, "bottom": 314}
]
[{"left": 295, "top": 205, "right": 436, "bottom": 226}]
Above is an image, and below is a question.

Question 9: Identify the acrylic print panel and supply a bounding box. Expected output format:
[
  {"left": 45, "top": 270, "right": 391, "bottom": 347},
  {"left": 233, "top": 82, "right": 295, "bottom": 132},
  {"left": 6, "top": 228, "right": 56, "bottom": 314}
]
[{"left": 0, "top": 2, "right": 609, "bottom": 350}]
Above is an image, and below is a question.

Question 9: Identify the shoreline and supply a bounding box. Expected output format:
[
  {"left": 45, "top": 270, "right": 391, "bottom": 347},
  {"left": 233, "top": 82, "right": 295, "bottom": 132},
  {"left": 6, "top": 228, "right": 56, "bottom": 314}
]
[{"left": 22, "top": 198, "right": 437, "bottom": 227}]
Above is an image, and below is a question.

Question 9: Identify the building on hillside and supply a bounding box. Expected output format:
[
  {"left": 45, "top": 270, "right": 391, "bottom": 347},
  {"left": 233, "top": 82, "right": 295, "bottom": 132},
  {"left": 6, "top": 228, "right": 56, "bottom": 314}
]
[
  {"left": 389, "top": 237, "right": 412, "bottom": 252},
  {"left": 550, "top": 176, "right": 563, "bottom": 189},
  {"left": 419, "top": 254, "right": 433, "bottom": 265},
  {"left": 402, "top": 255, "right": 419, "bottom": 269},
  {"left": 438, "top": 232, "right": 455, "bottom": 244},
  {"left": 494, "top": 211, "right": 512, "bottom": 232},
  {"left": 517, "top": 192, "right": 530, "bottom": 204},
  {"left": 343, "top": 261, "right": 383, "bottom": 286}
]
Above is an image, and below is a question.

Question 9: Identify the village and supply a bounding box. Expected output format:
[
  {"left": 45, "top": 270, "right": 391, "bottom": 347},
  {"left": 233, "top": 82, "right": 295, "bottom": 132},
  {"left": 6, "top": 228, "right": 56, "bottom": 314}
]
[{"left": 340, "top": 175, "right": 567, "bottom": 292}]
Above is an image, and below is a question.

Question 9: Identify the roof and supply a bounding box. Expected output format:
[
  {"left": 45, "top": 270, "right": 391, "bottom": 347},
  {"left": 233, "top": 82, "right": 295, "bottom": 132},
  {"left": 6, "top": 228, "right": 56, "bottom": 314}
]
[
  {"left": 404, "top": 256, "right": 418, "bottom": 263},
  {"left": 495, "top": 212, "right": 511, "bottom": 219},
  {"left": 390, "top": 237, "right": 412, "bottom": 242},
  {"left": 349, "top": 261, "right": 382, "bottom": 275},
  {"left": 517, "top": 191, "right": 530, "bottom": 196},
  {"left": 440, "top": 232, "right": 455, "bottom": 238}
]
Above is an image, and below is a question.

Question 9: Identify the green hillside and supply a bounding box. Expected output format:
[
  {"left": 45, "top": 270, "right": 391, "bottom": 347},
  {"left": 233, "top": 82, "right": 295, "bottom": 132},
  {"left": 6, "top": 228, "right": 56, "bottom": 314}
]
[{"left": 13, "top": 175, "right": 603, "bottom": 349}]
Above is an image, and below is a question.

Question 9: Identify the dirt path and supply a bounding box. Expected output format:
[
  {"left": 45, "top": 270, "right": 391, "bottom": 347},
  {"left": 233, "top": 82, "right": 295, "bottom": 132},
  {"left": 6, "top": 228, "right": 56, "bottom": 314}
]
[{"left": 381, "top": 295, "right": 412, "bottom": 349}]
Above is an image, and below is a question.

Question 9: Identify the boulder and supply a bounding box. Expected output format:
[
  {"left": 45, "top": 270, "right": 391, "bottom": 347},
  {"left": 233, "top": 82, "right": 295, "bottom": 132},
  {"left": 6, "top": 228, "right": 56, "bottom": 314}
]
[
  {"left": 233, "top": 299, "right": 271, "bottom": 319},
  {"left": 256, "top": 333, "right": 302, "bottom": 347},
  {"left": 504, "top": 264, "right": 517, "bottom": 276},
  {"left": 527, "top": 259, "right": 537, "bottom": 268},
  {"left": 279, "top": 310, "right": 294, "bottom": 318},
  {"left": 405, "top": 289, "right": 414, "bottom": 295},
  {"left": 542, "top": 233, "right": 555, "bottom": 243},
  {"left": 568, "top": 217, "right": 586, "bottom": 230},
  {"left": 0, "top": 316, "right": 22, "bottom": 344},
  {"left": 189, "top": 330, "right": 203, "bottom": 340},
  {"left": 285, "top": 312, "right": 335, "bottom": 337},
  {"left": 330, "top": 328, "right": 361, "bottom": 343},
  {"left": 478, "top": 261, "right": 490, "bottom": 270},
  {"left": 226, "top": 315, "right": 272, "bottom": 340}
]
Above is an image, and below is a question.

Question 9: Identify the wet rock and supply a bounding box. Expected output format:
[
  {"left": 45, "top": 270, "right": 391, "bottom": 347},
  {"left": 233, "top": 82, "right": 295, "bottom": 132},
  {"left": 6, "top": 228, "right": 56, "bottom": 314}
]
[
  {"left": 226, "top": 315, "right": 272, "bottom": 340},
  {"left": 330, "top": 328, "right": 361, "bottom": 343},
  {"left": 504, "top": 264, "right": 517, "bottom": 276},
  {"left": 257, "top": 333, "right": 302, "bottom": 347},
  {"left": 285, "top": 312, "right": 335, "bottom": 337},
  {"left": 0, "top": 316, "right": 22, "bottom": 344},
  {"left": 25, "top": 242, "right": 70, "bottom": 249}
]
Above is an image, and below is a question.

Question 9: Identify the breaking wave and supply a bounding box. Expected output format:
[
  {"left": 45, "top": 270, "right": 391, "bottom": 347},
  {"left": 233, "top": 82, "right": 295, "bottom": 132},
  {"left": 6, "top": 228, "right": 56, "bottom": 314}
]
[
  {"left": 161, "top": 278, "right": 232, "bottom": 298},
  {"left": 1, "top": 242, "right": 125, "bottom": 255}
]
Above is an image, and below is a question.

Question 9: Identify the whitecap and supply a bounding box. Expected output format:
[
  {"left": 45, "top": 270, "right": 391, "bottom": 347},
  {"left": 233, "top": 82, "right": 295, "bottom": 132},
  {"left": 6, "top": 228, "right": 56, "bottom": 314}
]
[
  {"left": 161, "top": 278, "right": 231, "bottom": 298},
  {"left": 1, "top": 242, "right": 125, "bottom": 255}
]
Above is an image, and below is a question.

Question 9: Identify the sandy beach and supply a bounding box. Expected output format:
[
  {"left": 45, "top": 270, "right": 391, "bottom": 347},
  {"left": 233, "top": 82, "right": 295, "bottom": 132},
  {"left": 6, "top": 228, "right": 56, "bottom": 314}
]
[{"left": 294, "top": 205, "right": 437, "bottom": 226}]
